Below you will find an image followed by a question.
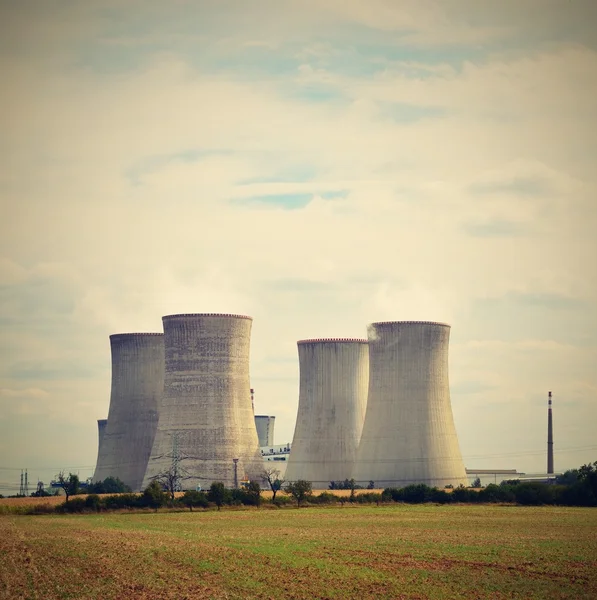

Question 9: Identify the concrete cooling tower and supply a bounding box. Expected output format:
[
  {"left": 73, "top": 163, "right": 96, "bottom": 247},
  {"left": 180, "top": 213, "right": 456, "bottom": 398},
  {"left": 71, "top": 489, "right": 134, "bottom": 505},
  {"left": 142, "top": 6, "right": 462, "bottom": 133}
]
[
  {"left": 352, "top": 321, "right": 468, "bottom": 489},
  {"left": 93, "top": 333, "right": 164, "bottom": 491},
  {"left": 285, "top": 339, "right": 369, "bottom": 488},
  {"left": 96, "top": 419, "right": 107, "bottom": 463},
  {"left": 255, "top": 415, "right": 275, "bottom": 447},
  {"left": 143, "top": 314, "right": 263, "bottom": 489}
]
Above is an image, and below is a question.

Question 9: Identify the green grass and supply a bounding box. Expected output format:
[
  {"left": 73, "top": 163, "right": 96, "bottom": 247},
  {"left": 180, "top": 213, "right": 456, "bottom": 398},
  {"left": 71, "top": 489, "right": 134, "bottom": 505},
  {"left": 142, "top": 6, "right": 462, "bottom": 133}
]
[{"left": 1, "top": 505, "right": 596, "bottom": 599}]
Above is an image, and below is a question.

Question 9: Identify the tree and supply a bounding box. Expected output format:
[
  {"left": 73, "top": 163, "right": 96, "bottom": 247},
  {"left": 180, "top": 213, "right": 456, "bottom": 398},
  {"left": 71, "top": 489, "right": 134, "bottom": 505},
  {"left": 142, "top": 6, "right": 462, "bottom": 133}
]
[
  {"left": 142, "top": 481, "right": 167, "bottom": 511},
  {"left": 55, "top": 471, "right": 80, "bottom": 502},
  {"left": 208, "top": 482, "right": 229, "bottom": 510},
  {"left": 87, "top": 476, "right": 132, "bottom": 494},
  {"left": 261, "top": 468, "right": 284, "bottom": 503},
  {"left": 285, "top": 480, "right": 312, "bottom": 507},
  {"left": 149, "top": 459, "right": 195, "bottom": 503},
  {"left": 472, "top": 477, "right": 482, "bottom": 488},
  {"left": 181, "top": 490, "right": 209, "bottom": 511}
]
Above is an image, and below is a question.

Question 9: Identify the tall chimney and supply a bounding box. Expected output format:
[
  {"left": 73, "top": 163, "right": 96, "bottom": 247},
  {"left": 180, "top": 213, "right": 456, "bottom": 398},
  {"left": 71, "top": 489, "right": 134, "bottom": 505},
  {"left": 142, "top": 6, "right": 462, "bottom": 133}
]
[{"left": 547, "top": 391, "right": 554, "bottom": 474}]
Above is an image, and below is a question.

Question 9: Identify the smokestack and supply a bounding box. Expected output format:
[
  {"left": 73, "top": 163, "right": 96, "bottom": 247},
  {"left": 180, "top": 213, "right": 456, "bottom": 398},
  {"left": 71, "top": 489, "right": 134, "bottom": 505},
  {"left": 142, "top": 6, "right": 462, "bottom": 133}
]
[{"left": 547, "top": 391, "right": 554, "bottom": 474}]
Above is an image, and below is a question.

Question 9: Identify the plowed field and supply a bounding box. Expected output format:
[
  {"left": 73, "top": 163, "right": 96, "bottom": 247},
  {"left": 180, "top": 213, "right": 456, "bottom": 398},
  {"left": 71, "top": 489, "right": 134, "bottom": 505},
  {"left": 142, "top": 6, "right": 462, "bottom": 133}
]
[{"left": 1, "top": 505, "right": 596, "bottom": 599}]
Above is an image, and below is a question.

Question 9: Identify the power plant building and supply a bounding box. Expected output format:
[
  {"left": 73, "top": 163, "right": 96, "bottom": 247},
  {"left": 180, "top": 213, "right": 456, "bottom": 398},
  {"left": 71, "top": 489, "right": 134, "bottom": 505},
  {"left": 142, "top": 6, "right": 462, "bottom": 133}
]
[
  {"left": 255, "top": 415, "right": 275, "bottom": 447},
  {"left": 285, "top": 339, "right": 369, "bottom": 488},
  {"left": 93, "top": 333, "right": 164, "bottom": 491},
  {"left": 142, "top": 314, "right": 263, "bottom": 490},
  {"left": 353, "top": 321, "right": 468, "bottom": 488}
]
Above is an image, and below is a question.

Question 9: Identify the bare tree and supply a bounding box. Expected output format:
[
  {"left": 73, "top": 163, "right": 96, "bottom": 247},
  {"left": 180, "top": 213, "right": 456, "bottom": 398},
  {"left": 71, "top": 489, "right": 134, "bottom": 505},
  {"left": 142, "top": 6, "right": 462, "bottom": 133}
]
[
  {"left": 149, "top": 460, "right": 195, "bottom": 503},
  {"left": 55, "top": 471, "right": 80, "bottom": 503},
  {"left": 261, "top": 468, "right": 284, "bottom": 503}
]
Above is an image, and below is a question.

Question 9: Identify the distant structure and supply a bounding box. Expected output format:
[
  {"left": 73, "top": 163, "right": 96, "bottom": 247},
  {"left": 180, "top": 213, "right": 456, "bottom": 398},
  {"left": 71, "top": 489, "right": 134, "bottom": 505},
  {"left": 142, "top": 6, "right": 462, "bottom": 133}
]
[
  {"left": 96, "top": 419, "right": 107, "bottom": 465},
  {"left": 19, "top": 469, "right": 29, "bottom": 496},
  {"left": 285, "top": 339, "right": 369, "bottom": 488},
  {"left": 93, "top": 333, "right": 164, "bottom": 491},
  {"left": 353, "top": 321, "right": 468, "bottom": 488},
  {"left": 547, "top": 391, "right": 554, "bottom": 474},
  {"left": 142, "top": 314, "right": 263, "bottom": 490},
  {"left": 255, "top": 415, "right": 275, "bottom": 447}
]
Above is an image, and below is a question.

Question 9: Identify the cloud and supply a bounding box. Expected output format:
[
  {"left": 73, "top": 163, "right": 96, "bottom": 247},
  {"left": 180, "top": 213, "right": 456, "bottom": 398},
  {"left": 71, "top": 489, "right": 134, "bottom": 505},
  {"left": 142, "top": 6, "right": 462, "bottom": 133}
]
[
  {"left": 0, "top": 387, "right": 49, "bottom": 399},
  {"left": 0, "top": 1, "right": 596, "bottom": 483}
]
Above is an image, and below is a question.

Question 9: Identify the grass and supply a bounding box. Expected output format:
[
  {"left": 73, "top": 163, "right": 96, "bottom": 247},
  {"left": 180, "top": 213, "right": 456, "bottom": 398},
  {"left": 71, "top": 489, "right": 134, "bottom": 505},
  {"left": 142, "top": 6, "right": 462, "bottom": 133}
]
[{"left": 1, "top": 505, "right": 596, "bottom": 599}]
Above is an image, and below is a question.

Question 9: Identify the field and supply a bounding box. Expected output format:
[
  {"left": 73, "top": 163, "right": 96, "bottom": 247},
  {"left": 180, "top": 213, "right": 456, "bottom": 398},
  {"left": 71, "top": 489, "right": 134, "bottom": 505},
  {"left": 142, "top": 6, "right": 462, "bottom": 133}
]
[{"left": 1, "top": 505, "right": 596, "bottom": 600}]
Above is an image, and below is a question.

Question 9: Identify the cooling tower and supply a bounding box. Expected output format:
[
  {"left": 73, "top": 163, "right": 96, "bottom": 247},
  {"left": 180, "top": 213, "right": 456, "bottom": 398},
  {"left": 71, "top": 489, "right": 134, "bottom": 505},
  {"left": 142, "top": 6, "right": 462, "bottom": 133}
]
[
  {"left": 142, "top": 314, "right": 263, "bottom": 489},
  {"left": 255, "top": 415, "right": 275, "bottom": 447},
  {"left": 285, "top": 339, "right": 369, "bottom": 488},
  {"left": 93, "top": 333, "right": 164, "bottom": 490},
  {"left": 96, "top": 419, "right": 107, "bottom": 463},
  {"left": 352, "top": 321, "right": 468, "bottom": 488}
]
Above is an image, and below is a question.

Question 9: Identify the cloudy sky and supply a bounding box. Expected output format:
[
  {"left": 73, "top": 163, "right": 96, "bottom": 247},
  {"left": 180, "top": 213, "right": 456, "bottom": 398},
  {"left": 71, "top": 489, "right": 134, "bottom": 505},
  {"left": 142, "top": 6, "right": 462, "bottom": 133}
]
[{"left": 1, "top": 1, "right": 596, "bottom": 494}]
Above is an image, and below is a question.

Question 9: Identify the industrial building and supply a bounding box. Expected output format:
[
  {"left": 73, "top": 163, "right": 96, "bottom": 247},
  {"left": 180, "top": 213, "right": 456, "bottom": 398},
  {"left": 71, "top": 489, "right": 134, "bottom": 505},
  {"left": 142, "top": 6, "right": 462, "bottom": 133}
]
[
  {"left": 254, "top": 415, "right": 275, "bottom": 447},
  {"left": 142, "top": 314, "right": 263, "bottom": 490},
  {"left": 93, "top": 333, "right": 164, "bottom": 491},
  {"left": 285, "top": 339, "right": 369, "bottom": 488},
  {"left": 353, "top": 321, "right": 468, "bottom": 488}
]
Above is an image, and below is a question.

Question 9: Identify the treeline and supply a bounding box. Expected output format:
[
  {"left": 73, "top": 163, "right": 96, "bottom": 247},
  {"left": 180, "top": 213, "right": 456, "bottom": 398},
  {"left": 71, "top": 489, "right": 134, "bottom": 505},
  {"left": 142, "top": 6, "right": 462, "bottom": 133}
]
[{"left": 4, "top": 460, "right": 595, "bottom": 515}]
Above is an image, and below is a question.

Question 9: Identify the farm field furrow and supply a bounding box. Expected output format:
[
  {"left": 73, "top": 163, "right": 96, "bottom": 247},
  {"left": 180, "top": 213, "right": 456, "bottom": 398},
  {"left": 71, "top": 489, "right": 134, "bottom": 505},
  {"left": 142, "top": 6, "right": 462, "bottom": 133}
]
[{"left": 1, "top": 505, "right": 596, "bottom": 600}]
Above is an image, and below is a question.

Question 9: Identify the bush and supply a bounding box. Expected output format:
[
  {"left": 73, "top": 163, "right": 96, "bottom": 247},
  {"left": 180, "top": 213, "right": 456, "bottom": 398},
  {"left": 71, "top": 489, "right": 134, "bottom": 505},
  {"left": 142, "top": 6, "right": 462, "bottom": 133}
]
[
  {"left": 285, "top": 480, "right": 313, "bottom": 507},
  {"left": 430, "top": 488, "right": 453, "bottom": 504},
  {"left": 310, "top": 492, "right": 338, "bottom": 505},
  {"left": 85, "top": 494, "right": 102, "bottom": 512},
  {"left": 141, "top": 482, "right": 167, "bottom": 510},
  {"left": 452, "top": 485, "right": 476, "bottom": 503},
  {"left": 59, "top": 497, "right": 87, "bottom": 513},
  {"left": 208, "top": 482, "right": 231, "bottom": 510},
  {"left": 478, "top": 484, "right": 515, "bottom": 503},
  {"left": 353, "top": 492, "right": 383, "bottom": 504},
  {"left": 402, "top": 484, "right": 433, "bottom": 504},
  {"left": 513, "top": 482, "right": 555, "bottom": 506},
  {"left": 180, "top": 490, "right": 209, "bottom": 511}
]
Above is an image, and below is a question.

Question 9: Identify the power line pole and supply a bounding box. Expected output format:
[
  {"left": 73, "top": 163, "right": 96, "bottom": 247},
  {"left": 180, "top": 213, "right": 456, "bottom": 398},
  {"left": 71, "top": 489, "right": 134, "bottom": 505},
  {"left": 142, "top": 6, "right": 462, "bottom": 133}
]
[
  {"left": 233, "top": 458, "right": 239, "bottom": 489},
  {"left": 24, "top": 470, "right": 29, "bottom": 496}
]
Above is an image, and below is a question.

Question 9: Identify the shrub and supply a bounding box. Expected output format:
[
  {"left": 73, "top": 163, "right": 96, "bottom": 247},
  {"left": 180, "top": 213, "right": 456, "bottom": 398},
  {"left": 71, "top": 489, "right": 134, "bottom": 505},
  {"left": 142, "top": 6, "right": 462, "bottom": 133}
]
[
  {"left": 208, "top": 482, "right": 231, "bottom": 510},
  {"left": 478, "top": 484, "right": 515, "bottom": 503},
  {"left": 311, "top": 492, "right": 338, "bottom": 505},
  {"left": 513, "top": 482, "right": 555, "bottom": 506},
  {"left": 141, "top": 481, "right": 167, "bottom": 510},
  {"left": 85, "top": 494, "right": 102, "bottom": 512},
  {"left": 180, "top": 490, "right": 209, "bottom": 511},
  {"left": 401, "top": 484, "right": 433, "bottom": 504},
  {"left": 59, "top": 497, "right": 87, "bottom": 513},
  {"left": 353, "top": 492, "right": 382, "bottom": 504},
  {"left": 430, "top": 488, "right": 452, "bottom": 504},
  {"left": 452, "top": 485, "right": 476, "bottom": 503}
]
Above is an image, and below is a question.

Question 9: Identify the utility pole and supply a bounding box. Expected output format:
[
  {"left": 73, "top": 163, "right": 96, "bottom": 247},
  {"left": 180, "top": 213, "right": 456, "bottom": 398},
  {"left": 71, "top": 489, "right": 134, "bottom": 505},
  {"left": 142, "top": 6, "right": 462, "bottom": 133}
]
[
  {"left": 24, "top": 470, "right": 28, "bottom": 496},
  {"left": 19, "top": 470, "right": 24, "bottom": 496}
]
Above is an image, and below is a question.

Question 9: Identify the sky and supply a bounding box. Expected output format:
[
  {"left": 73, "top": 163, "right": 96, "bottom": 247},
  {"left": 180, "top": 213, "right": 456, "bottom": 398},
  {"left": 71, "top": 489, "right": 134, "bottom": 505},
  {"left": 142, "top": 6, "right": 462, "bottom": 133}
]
[{"left": 1, "top": 0, "right": 596, "bottom": 495}]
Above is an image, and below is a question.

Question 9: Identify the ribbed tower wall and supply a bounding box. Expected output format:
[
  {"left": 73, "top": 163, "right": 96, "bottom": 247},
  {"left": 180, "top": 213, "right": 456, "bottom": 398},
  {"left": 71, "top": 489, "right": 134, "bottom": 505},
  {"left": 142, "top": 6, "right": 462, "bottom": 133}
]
[
  {"left": 353, "top": 322, "right": 468, "bottom": 488},
  {"left": 285, "top": 339, "right": 369, "bottom": 488},
  {"left": 142, "top": 314, "right": 263, "bottom": 489},
  {"left": 93, "top": 334, "right": 164, "bottom": 491},
  {"left": 255, "top": 415, "right": 275, "bottom": 447}
]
